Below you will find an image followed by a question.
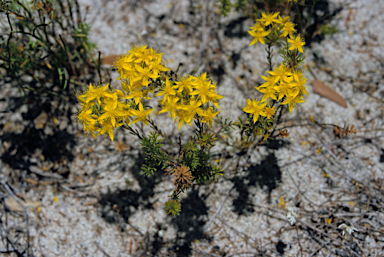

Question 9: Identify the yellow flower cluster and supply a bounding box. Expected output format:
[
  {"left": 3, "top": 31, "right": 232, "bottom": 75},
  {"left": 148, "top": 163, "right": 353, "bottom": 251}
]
[
  {"left": 157, "top": 73, "right": 223, "bottom": 129},
  {"left": 259, "top": 64, "right": 308, "bottom": 113},
  {"left": 248, "top": 12, "right": 302, "bottom": 50},
  {"left": 116, "top": 44, "right": 168, "bottom": 83},
  {"left": 244, "top": 12, "right": 308, "bottom": 123},
  {"left": 75, "top": 45, "right": 169, "bottom": 141},
  {"left": 75, "top": 83, "right": 132, "bottom": 141},
  {"left": 75, "top": 45, "right": 223, "bottom": 141}
]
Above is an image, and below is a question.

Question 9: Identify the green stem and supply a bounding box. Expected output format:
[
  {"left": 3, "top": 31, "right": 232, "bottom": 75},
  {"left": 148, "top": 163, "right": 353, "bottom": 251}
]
[
  {"left": 122, "top": 123, "right": 143, "bottom": 140},
  {"left": 148, "top": 117, "right": 175, "bottom": 146},
  {"left": 82, "top": 42, "right": 101, "bottom": 82},
  {"left": 15, "top": 0, "right": 32, "bottom": 19},
  {"left": 294, "top": 2, "right": 304, "bottom": 35},
  {"left": 303, "top": 0, "right": 319, "bottom": 35},
  {"left": 296, "top": 225, "right": 304, "bottom": 257},
  {"left": 266, "top": 43, "right": 273, "bottom": 71}
]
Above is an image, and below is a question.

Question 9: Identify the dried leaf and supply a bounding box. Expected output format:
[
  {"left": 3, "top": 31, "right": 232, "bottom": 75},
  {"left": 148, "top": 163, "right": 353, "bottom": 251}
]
[
  {"left": 312, "top": 79, "right": 348, "bottom": 108},
  {"left": 29, "top": 165, "right": 63, "bottom": 179},
  {"left": 100, "top": 54, "right": 121, "bottom": 66},
  {"left": 115, "top": 141, "right": 128, "bottom": 152},
  {"left": 333, "top": 124, "right": 357, "bottom": 138},
  {"left": 25, "top": 178, "right": 39, "bottom": 185},
  {"left": 277, "top": 129, "right": 289, "bottom": 138},
  {"left": 5, "top": 196, "right": 43, "bottom": 212}
]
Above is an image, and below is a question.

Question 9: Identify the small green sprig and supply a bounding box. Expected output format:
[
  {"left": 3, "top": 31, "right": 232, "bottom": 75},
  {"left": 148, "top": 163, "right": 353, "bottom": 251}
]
[
  {"left": 164, "top": 199, "right": 181, "bottom": 216},
  {"left": 217, "top": 0, "right": 232, "bottom": 17},
  {"left": 0, "top": 0, "right": 101, "bottom": 97},
  {"left": 140, "top": 132, "right": 170, "bottom": 177}
]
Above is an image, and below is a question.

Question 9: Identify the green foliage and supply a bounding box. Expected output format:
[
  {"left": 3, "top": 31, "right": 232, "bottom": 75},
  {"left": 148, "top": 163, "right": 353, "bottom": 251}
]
[
  {"left": 0, "top": 0, "right": 102, "bottom": 97},
  {"left": 197, "top": 132, "right": 217, "bottom": 148},
  {"left": 179, "top": 137, "right": 222, "bottom": 184},
  {"left": 164, "top": 199, "right": 181, "bottom": 216},
  {"left": 218, "top": 0, "right": 249, "bottom": 17},
  {"left": 211, "top": 165, "right": 224, "bottom": 182},
  {"left": 140, "top": 132, "right": 169, "bottom": 177},
  {"left": 138, "top": 121, "right": 222, "bottom": 213},
  {"left": 235, "top": 0, "right": 247, "bottom": 11},
  {"left": 318, "top": 24, "right": 338, "bottom": 36},
  {"left": 180, "top": 140, "right": 200, "bottom": 173},
  {"left": 218, "top": 0, "right": 231, "bottom": 17},
  {"left": 74, "top": 23, "right": 97, "bottom": 52}
]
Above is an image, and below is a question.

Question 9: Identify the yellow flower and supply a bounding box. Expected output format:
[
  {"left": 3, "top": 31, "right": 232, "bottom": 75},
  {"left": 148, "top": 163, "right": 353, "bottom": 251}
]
[
  {"left": 174, "top": 76, "right": 194, "bottom": 93},
  {"left": 259, "top": 74, "right": 276, "bottom": 88},
  {"left": 287, "top": 34, "right": 305, "bottom": 53},
  {"left": 130, "top": 103, "right": 154, "bottom": 125},
  {"left": 257, "top": 86, "right": 278, "bottom": 102},
  {"left": 79, "top": 83, "right": 114, "bottom": 105},
  {"left": 125, "top": 88, "right": 151, "bottom": 105},
  {"left": 277, "top": 16, "right": 291, "bottom": 25},
  {"left": 281, "top": 93, "right": 305, "bottom": 113},
  {"left": 182, "top": 97, "right": 203, "bottom": 124},
  {"left": 264, "top": 106, "right": 276, "bottom": 119},
  {"left": 75, "top": 106, "right": 95, "bottom": 124},
  {"left": 156, "top": 77, "right": 177, "bottom": 102},
  {"left": 149, "top": 56, "right": 169, "bottom": 75},
  {"left": 191, "top": 73, "right": 209, "bottom": 87},
  {"left": 99, "top": 119, "right": 122, "bottom": 142},
  {"left": 176, "top": 109, "right": 189, "bottom": 129},
  {"left": 201, "top": 107, "right": 220, "bottom": 128},
  {"left": 258, "top": 12, "right": 280, "bottom": 26},
  {"left": 98, "top": 94, "right": 128, "bottom": 127},
  {"left": 274, "top": 82, "right": 293, "bottom": 101},
  {"left": 134, "top": 64, "right": 159, "bottom": 87},
  {"left": 159, "top": 97, "right": 181, "bottom": 120},
  {"left": 189, "top": 80, "right": 215, "bottom": 104},
  {"left": 281, "top": 21, "right": 296, "bottom": 38},
  {"left": 248, "top": 29, "right": 270, "bottom": 45},
  {"left": 82, "top": 117, "right": 99, "bottom": 138},
  {"left": 243, "top": 99, "right": 267, "bottom": 123},
  {"left": 128, "top": 44, "right": 147, "bottom": 58},
  {"left": 249, "top": 22, "right": 265, "bottom": 32},
  {"left": 114, "top": 54, "right": 134, "bottom": 79},
  {"left": 268, "top": 64, "right": 293, "bottom": 84},
  {"left": 134, "top": 47, "right": 153, "bottom": 65},
  {"left": 205, "top": 89, "right": 223, "bottom": 109},
  {"left": 290, "top": 71, "right": 308, "bottom": 96}
]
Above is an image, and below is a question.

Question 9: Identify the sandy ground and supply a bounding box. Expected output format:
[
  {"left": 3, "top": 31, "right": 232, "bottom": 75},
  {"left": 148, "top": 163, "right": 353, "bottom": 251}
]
[{"left": 1, "top": 0, "right": 384, "bottom": 256}]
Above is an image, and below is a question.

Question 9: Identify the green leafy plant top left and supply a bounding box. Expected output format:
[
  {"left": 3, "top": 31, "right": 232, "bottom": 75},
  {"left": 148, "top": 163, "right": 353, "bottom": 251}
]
[{"left": 0, "top": 0, "right": 101, "bottom": 97}]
